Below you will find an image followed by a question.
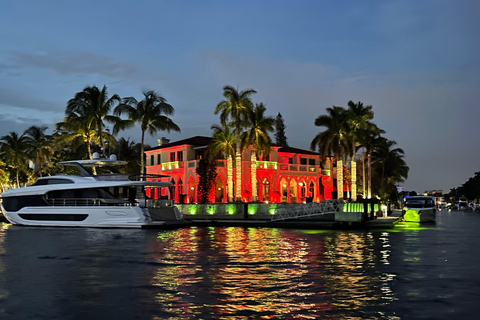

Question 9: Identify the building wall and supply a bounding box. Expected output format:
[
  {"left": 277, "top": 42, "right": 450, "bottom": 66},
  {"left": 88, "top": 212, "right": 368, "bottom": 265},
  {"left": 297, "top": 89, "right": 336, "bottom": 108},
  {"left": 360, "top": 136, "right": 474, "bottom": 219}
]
[{"left": 145, "top": 140, "right": 335, "bottom": 203}]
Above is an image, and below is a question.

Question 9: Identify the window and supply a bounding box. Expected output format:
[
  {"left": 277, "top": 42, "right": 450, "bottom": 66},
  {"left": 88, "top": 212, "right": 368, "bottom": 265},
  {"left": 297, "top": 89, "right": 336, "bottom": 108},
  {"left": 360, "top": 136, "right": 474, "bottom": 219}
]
[
  {"left": 288, "top": 158, "right": 293, "bottom": 164},
  {"left": 177, "top": 151, "right": 183, "bottom": 162},
  {"left": 309, "top": 159, "right": 315, "bottom": 165},
  {"left": 196, "top": 151, "right": 204, "bottom": 160},
  {"left": 300, "top": 158, "right": 307, "bottom": 165},
  {"left": 150, "top": 155, "right": 154, "bottom": 165},
  {"left": 157, "top": 154, "right": 161, "bottom": 164},
  {"left": 170, "top": 152, "right": 176, "bottom": 162}
]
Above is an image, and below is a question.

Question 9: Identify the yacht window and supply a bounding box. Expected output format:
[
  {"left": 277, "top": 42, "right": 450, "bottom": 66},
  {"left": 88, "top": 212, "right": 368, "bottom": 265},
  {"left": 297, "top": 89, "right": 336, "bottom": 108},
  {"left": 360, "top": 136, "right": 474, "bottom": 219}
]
[{"left": 32, "top": 178, "right": 74, "bottom": 186}]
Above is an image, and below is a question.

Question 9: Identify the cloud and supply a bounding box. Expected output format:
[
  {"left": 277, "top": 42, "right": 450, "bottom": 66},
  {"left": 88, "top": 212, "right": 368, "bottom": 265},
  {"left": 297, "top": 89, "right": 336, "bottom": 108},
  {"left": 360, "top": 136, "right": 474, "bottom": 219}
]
[{"left": 14, "top": 51, "right": 136, "bottom": 78}]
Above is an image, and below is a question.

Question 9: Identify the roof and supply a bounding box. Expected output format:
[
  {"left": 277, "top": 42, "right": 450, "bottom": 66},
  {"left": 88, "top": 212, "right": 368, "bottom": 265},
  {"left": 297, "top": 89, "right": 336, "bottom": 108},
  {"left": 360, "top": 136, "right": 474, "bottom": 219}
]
[
  {"left": 277, "top": 146, "right": 319, "bottom": 156},
  {"left": 145, "top": 136, "right": 319, "bottom": 156},
  {"left": 145, "top": 136, "right": 213, "bottom": 151}
]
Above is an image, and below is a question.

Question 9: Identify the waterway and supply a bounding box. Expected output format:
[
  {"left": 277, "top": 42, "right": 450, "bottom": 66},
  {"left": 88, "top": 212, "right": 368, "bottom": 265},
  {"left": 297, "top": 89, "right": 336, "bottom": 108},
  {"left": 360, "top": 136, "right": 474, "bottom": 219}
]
[{"left": 0, "top": 209, "right": 479, "bottom": 319}]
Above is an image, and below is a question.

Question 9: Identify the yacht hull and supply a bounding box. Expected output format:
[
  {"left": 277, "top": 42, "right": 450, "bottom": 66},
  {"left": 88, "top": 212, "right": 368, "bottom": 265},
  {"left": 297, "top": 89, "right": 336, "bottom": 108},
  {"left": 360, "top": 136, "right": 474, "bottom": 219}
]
[{"left": 1, "top": 205, "right": 183, "bottom": 228}]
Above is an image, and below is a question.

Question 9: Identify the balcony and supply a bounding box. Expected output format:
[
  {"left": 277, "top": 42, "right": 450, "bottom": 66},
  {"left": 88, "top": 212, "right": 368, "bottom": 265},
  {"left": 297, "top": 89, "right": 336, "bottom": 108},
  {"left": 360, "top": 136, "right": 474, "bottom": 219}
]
[
  {"left": 161, "top": 161, "right": 184, "bottom": 171},
  {"left": 256, "top": 161, "right": 277, "bottom": 170}
]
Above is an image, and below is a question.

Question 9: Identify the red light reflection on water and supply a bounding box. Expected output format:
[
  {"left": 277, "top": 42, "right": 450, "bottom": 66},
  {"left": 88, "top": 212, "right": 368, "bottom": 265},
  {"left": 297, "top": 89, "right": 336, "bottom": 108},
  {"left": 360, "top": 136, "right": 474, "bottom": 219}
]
[{"left": 145, "top": 227, "right": 393, "bottom": 319}]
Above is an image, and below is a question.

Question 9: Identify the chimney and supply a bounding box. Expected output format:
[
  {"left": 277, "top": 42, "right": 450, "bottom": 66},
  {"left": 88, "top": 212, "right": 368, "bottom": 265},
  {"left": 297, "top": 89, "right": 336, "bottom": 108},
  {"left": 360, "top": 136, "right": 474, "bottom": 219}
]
[{"left": 157, "top": 137, "right": 170, "bottom": 146}]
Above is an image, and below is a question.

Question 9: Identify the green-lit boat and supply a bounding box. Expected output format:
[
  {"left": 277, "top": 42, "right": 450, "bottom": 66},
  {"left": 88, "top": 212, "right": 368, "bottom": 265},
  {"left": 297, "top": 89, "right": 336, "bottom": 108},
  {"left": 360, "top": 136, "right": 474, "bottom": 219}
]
[{"left": 402, "top": 196, "right": 436, "bottom": 223}]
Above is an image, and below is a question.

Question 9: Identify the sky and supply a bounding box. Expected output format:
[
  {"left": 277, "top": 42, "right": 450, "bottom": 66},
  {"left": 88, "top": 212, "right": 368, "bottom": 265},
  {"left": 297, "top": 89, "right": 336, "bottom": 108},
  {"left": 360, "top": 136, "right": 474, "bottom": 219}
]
[{"left": 0, "top": 0, "right": 479, "bottom": 193}]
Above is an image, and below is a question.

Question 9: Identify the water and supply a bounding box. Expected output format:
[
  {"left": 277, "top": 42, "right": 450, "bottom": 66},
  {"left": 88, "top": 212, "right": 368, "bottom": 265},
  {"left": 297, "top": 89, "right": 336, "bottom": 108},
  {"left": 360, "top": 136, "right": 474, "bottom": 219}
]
[{"left": 1, "top": 210, "right": 480, "bottom": 319}]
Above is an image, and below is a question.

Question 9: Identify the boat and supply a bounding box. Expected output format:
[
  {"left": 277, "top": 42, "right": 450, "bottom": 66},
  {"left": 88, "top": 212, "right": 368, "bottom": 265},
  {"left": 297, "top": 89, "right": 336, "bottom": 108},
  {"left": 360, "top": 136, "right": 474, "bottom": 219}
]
[
  {"left": 0, "top": 154, "right": 186, "bottom": 228},
  {"left": 401, "top": 196, "right": 436, "bottom": 222},
  {"left": 458, "top": 196, "right": 469, "bottom": 210}
]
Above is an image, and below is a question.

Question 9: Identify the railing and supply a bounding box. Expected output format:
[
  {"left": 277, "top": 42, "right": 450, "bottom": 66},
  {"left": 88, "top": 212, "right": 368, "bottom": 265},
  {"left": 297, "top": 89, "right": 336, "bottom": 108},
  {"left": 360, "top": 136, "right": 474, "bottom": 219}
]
[
  {"left": 46, "top": 198, "right": 132, "bottom": 207},
  {"left": 161, "top": 161, "right": 184, "bottom": 171},
  {"left": 271, "top": 200, "right": 344, "bottom": 221},
  {"left": 256, "top": 161, "right": 278, "bottom": 170}
]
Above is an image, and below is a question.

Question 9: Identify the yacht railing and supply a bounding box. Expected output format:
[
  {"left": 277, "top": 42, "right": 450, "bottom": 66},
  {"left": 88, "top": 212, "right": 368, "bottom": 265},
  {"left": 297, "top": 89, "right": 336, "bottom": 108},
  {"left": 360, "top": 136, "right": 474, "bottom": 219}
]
[{"left": 46, "top": 198, "right": 133, "bottom": 207}]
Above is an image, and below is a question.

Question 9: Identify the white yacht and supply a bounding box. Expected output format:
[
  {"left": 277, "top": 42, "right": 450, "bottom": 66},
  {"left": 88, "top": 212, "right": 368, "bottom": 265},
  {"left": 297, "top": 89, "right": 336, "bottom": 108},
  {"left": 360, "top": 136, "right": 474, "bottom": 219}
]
[
  {"left": 402, "top": 196, "right": 436, "bottom": 223},
  {"left": 0, "top": 154, "right": 185, "bottom": 228}
]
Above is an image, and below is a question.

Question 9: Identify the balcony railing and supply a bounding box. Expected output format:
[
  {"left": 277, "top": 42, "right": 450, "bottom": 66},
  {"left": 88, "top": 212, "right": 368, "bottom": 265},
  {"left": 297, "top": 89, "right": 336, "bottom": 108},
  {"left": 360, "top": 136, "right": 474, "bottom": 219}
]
[
  {"left": 161, "top": 161, "right": 184, "bottom": 171},
  {"left": 256, "top": 161, "right": 277, "bottom": 170}
]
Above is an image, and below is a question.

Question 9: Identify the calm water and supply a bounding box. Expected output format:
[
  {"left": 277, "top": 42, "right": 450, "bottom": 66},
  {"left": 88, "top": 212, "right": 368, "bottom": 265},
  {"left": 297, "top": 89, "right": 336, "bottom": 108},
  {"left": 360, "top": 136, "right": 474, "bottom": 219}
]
[{"left": 1, "top": 210, "right": 480, "bottom": 319}]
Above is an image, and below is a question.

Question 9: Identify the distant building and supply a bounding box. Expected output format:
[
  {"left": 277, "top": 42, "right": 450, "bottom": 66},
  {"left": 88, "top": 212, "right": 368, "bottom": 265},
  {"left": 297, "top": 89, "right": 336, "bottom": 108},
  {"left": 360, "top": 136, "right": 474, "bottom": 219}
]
[{"left": 144, "top": 136, "right": 337, "bottom": 203}]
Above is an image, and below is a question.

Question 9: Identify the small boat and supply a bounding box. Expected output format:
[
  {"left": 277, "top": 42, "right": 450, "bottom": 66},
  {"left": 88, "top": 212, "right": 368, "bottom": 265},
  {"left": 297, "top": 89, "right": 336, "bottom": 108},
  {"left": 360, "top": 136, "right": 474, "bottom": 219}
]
[
  {"left": 458, "top": 196, "right": 469, "bottom": 210},
  {"left": 0, "top": 154, "right": 185, "bottom": 228},
  {"left": 402, "top": 196, "right": 436, "bottom": 223}
]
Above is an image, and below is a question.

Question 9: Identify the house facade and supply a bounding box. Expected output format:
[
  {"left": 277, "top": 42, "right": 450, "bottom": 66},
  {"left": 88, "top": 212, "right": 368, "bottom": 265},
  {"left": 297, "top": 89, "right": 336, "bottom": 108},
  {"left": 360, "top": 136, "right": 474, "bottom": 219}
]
[{"left": 144, "top": 136, "right": 335, "bottom": 203}]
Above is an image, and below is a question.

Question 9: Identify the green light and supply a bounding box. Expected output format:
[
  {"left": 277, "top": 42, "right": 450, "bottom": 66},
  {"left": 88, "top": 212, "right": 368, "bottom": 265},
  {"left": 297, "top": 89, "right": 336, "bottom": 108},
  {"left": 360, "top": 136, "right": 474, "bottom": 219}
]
[
  {"left": 403, "top": 209, "right": 420, "bottom": 222},
  {"left": 189, "top": 206, "right": 197, "bottom": 215},
  {"left": 226, "top": 204, "right": 236, "bottom": 215}
]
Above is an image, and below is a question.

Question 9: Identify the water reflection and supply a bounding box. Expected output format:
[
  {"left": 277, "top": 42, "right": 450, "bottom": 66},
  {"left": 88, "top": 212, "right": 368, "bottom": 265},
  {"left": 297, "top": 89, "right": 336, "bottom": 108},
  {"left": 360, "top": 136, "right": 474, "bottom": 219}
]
[
  {"left": 147, "top": 227, "right": 397, "bottom": 319},
  {"left": 3, "top": 211, "right": 477, "bottom": 319}
]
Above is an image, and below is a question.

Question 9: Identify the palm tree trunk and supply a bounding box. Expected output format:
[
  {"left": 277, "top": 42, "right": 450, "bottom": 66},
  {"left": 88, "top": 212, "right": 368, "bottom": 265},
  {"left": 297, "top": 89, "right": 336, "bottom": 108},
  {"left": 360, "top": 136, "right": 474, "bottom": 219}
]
[
  {"left": 235, "top": 127, "right": 242, "bottom": 201},
  {"left": 362, "top": 149, "right": 366, "bottom": 197},
  {"left": 227, "top": 156, "right": 233, "bottom": 202},
  {"left": 337, "top": 159, "right": 343, "bottom": 199},
  {"left": 140, "top": 130, "right": 146, "bottom": 178},
  {"left": 367, "top": 153, "right": 372, "bottom": 199},
  {"left": 251, "top": 149, "right": 257, "bottom": 202},
  {"left": 351, "top": 160, "right": 356, "bottom": 201}
]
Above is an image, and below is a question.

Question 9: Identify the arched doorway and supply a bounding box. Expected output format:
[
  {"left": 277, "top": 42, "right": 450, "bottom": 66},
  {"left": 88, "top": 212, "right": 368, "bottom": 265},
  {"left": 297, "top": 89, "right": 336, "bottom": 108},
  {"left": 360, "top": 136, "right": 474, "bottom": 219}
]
[
  {"left": 261, "top": 178, "right": 270, "bottom": 202},
  {"left": 290, "top": 179, "right": 298, "bottom": 203},
  {"left": 187, "top": 176, "right": 196, "bottom": 203},
  {"left": 215, "top": 176, "right": 225, "bottom": 203},
  {"left": 280, "top": 178, "right": 288, "bottom": 202}
]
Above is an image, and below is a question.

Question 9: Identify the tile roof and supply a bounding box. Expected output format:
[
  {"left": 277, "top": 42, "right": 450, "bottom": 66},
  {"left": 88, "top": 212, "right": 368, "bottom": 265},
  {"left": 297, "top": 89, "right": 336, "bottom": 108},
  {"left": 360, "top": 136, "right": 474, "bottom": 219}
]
[
  {"left": 145, "top": 136, "right": 213, "bottom": 151},
  {"left": 146, "top": 136, "right": 319, "bottom": 156}
]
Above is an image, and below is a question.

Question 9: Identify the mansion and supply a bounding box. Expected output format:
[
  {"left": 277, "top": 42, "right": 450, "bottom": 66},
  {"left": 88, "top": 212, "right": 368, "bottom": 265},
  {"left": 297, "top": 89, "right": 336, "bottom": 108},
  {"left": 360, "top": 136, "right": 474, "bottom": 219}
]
[{"left": 144, "top": 136, "right": 337, "bottom": 203}]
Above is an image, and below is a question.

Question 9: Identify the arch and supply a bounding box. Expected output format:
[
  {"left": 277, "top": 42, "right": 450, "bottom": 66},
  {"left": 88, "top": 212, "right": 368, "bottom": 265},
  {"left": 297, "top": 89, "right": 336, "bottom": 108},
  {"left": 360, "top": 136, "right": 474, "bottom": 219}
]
[
  {"left": 261, "top": 177, "right": 271, "bottom": 202},
  {"left": 280, "top": 177, "right": 288, "bottom": 203},
  {"left": 215, "top": 176, "right": 225, "bottom": 203},
  {"left": 187, "top": 175, "right": 196, "bottom": 203},
  {"left": 289, "top": 178, "right": 298, "bottom": 203}
]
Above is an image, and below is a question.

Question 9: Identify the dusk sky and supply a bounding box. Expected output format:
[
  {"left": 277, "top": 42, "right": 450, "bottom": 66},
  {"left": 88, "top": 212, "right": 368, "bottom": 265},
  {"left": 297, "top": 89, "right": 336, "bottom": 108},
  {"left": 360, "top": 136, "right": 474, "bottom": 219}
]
[{"left": 1, "top": 0, "right": 479, "bottom": 193}]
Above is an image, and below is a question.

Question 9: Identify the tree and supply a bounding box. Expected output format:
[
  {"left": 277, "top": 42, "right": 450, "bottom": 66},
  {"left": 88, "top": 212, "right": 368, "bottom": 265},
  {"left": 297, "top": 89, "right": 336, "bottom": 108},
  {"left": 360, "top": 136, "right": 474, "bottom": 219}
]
[
  {"left": 242, "top": 103, "right": 275, "bottom": 202},
  {"left": 0, "top": 132, "right": 29, "bottom": 187},
  {"left": 346, "top": 101, "right": 375, "bottom": 200},
  {"left": 274, "top": 112, "right": 288, "bottom": 146},
  {"left": 196, "top": 158, "right": 218, "bottom": 204},
  {"left": 114, "top": 90, "right": 181, "bottom": 176},
  {"left": 310, "top": 106, "right": 352, "bottom": 199},
  {"left": 56, "top": 113, "right": 105, "bottom": 160},
  {"left": 208, "top": 124, "right": 236, "bottom": 202},
  {"left": 23, "top": 125, "right": 54, "bottom": 177},
  {"left": 357, "top": 126, "right": 385, "bottom": 198},
  {"left": 214, "top": 85, "right": 256, "bottom": 201},
  {"left": 372, "top": 137, "right": 409, "bottom": 202},
  {"left": 111, "top": 137, "right": 143, "bottom": 174},
  {"left": 66, "top": 85, "right": 126, "bottom": 154}
]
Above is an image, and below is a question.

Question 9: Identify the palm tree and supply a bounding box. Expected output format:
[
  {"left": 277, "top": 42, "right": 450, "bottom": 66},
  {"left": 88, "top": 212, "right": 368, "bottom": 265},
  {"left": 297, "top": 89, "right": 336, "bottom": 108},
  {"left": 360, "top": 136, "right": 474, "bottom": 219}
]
[
  {"left": 346, "top": 101, "right": 374, "bottom": 200},
  {"left": 356, "top": 126, "right": 385, "bottom": 198},
  {"left": 56, "top": 113, "right": 104, "bottom": 160},
  {"left": 23, "top": 125, "right": 54, "bottom": 177},
  {"left": 112, "top": 137, "right": 143, "bottom": 174},
  {"left": 114, "top": 90, "right": 180, "bottom": 176},
  {"left": 0, "top": 132, "right": 29, "bottom": 187},
  {"left": 66, "top": 85, "right": 126, "bottom": 154},
  {"left": 242, "top": 103, "right": 275, "bottom": 202},
  {"left": 372, "top": 137, "right": 409, "bottom": 202},
  {"left": 208, "top": 124, "right": 236, "bottom": 202},
  {"left": 310, "top": 106, "right": 352, "bottom": 199},
  {"left": 215, "top": 85, "right": 256, "bottom": 201}
]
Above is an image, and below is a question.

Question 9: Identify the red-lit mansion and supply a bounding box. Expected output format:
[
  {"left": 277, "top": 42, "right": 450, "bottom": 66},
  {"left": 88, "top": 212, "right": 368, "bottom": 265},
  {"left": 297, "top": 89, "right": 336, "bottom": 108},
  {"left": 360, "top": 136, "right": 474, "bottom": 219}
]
[{"left": 145, "top": 136, "right": 336, "bottom": 203}]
